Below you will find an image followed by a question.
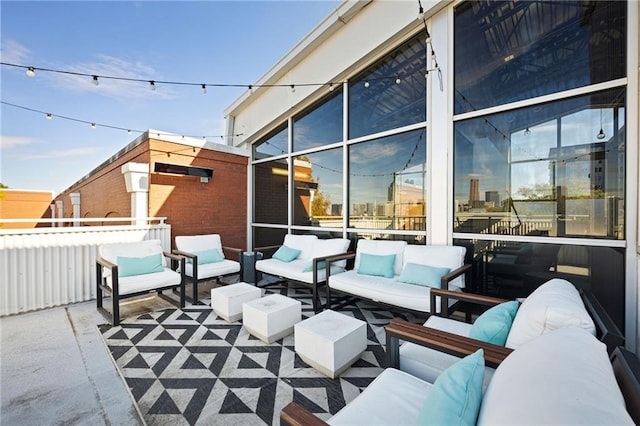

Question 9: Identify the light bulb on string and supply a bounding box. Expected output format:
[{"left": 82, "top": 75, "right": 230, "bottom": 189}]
[
  {"left": 149, "top": 80, "right": 156, "bottom": 91},
  {"left": 395, "top": 76, "right": 401, "bottom": 84},
  {"left": 597, "top": 108, "right": 606, "bottom": 140},
  {"left": 328, "top": 83, "right": 334, "bottom": 91},
  {"left": 524, "top": 127, "right": 531, "bottom": 136},
  {"left": 364, "top": 80, "right": 370, "bottom": 88},
  {"left": 92, "top": 75, "right": 99, "bottom": 86},
  {"left": 127, "top": 130, "right": 132, "bottom": 135},
  {"left": 46, "top": 113, "right": 52, "bottom": 120},
  {"left": 201, "top": 84, "right": 207, "bottom": 94},
  {"left": 26, "top": 67, "right": 35, "bottom": 77},
  {"left": 91, "top": 123, "right": 96, "bottom": 129},
  {"left": 290, "top": 84, "right": 295, "bottom": 93}
]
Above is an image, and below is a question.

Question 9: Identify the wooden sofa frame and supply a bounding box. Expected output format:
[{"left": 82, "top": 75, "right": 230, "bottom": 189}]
[
  {"left": 96, "top": 252, "right": 186, "bottom": 326},
  {"left": 280, "top": 288, "right": 635, "bottom": 425}
]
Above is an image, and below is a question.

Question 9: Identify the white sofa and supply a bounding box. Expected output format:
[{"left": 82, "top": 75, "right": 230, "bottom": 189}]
[
  {"left": 174, "top": 234, "right": 241, "bottom": 304},
  {"left": 253, "top": 234, "right": 351, "bottom": 312},
  {"left": 390, "top": 278, "right": 623, "bottom": 388},
  {"left": 96, "top": 239, "right": 185, "bottom": 325},
  {"left": 326, "top": 240, "right": 469, "bottom": 314},
  {"left": 281, "top": 326, "right": 637, "bottom": 425}
]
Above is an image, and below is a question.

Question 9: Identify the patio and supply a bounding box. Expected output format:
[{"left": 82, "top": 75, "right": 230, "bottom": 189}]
[{"left": 0, "top": 276, "right": 427, "bottom": 425}]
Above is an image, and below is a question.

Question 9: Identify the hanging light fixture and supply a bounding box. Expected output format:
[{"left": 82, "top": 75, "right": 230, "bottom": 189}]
[
  {"left": 26, "top": 66, "right": 35, "bottom": 77},
  {"left": 201, "top": 84, "right": 207, "bottom": 94},
  {"left": 46, "top": 113, "right": 52, "bottom": 120},
  {"left": 597, "top": 108, "right": 606, "bottom": 140},
  {"left": 92, "top": 75, "right": 99, "bottom": 86},
  {"left": 149, "top": 80, "right": 156, "bottom": 91},
  {"left": 91, "top": 123, "right": 96, "bottom": 129},
  {"left": 524, "top": 127, "right": 531, "bottom": 136},
  {"left": 395, "top": 76, "right": 402, "bottom": 84},
  {"left": 364, "top": 80, "right": 370, "bottom": 88}
]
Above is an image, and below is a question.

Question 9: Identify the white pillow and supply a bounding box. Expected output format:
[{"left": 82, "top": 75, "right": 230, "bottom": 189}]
[
  {"left": 505, "top": 278, "right": 596, "bottom": 349},
  {"left": 282, "top": 234, "right": 318, "bottom": 260},
  {"left": 478, "top": 327, "right": 633, "bottom": 425},
  {"left": 310, "top": 238, "right": 351, "bottom": 268}
]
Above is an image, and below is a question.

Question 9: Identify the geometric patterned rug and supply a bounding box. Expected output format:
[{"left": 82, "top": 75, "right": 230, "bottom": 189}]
[{"left": 99, "top": 283, "right": 427, "bottom": 425}]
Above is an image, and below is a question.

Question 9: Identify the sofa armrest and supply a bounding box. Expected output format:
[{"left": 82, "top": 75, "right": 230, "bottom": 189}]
[
  {"left": 280, "top": 401, "right": 329, "bottom": 426},
  {"left": 611, "top": 347, "right": 640, "bottom": 424},
  {"left": 385, "top": 318, "right": 512, "bottom": 369}
]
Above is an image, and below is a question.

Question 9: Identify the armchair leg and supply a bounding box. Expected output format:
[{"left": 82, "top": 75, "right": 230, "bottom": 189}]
[
  {"left": 112, "top": 295, "right": 120, "bottom": 326},
  {"left": 192, "top": 279, "right": 199, "bottom": 304}
]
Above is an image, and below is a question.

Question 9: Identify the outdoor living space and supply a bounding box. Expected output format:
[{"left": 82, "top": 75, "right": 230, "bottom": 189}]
[{"left": 1, "top": 273, "right": 431, "bottom": 425}]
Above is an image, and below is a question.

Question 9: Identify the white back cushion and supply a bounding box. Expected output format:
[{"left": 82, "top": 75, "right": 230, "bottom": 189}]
[
  {"left": 311, "top": 238, "right": 351, "bottom": 267},
  {"left": 99, "top": 239, "right": 166, "bottom": 278},
  {"left": 505, "top": 278, "right": 596, "bottom": 349},
  {"left": 403, "top": 245, "right": 466, "bottom": 288},
  {"left": 354, "top": 239, "right": 408, "bottom": 276},
  {"left": 175, "top": 234, "right": 222, "bottom": 254},
  {"left": 478, "top": 327, "right": 633, "bottom": 425},
  {"left": 283, "top": 234, "right": 318, "bottom": 260}
]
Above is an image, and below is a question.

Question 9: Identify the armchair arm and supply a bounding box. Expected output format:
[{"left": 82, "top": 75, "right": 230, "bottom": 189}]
[
  {"left": 252, "top": 244, "right": 282, "bottom": 259},
  {"left": 385, "top": 318, "right": 512, "bottom": 369},
  {"left": 96, "top": 255, "right": 116, "bottom": 270},
  {"left": 222, "top": 246, "right": 243, "bottom": 261},
  {"left": 281, "top": 402, "right": 329, "bottom": 426},
  {"left": 173, "top": 249, "right": 196, "bottom": 259},
  {"left": 440, "top": 263, "right": 471, "bottom": 288},
  {"left": 430, "top": 287, "right": 508, "bottom": 319}
]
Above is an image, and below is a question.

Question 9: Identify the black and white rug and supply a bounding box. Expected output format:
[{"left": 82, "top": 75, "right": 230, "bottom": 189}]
[{"left": 99, "top": 284, "right": 426, "bottom": 425}]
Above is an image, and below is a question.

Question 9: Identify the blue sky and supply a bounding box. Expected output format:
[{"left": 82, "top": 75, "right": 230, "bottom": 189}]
[{"left": 1, "top": 0, "right": 340, "bottom": 194}]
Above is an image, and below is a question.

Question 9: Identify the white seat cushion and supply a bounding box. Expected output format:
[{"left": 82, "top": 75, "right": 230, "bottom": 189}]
[
  {"left": 328, "top": 368, "right": 432, "bottom": 425},
  {"left": 399, "top": 316, "right": 494, "bottom": 388},
  {"left": 478, "top": 327, "right": 633, "bottom": 425},
  {"left": 505, "top": 278, "right": 596, "bottom": 349},
  {"left": 184, "top": 259, "right": 240, "bottom": 279},
  {"left": 256, "top": 258, "right": 345, "bottom": 284},
  {"left": 117, "top": 268, "right": 182, "bottom": 295},
  {"left": 329, "top": 270, "right": 458, "bottom": 313}
]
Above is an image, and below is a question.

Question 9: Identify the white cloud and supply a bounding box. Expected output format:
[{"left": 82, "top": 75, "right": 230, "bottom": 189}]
[
  {"left": 0, "top": 40, "right": 31, "bottom": 65},
  {"left": 17, "top": 146, "right": 100, "bottom": 160},
  {"left": 50, "top": 54, "right": 176, "bottom": 100},
  {"left": 0, "top": 135, "right": 37, "bottom": 149}
]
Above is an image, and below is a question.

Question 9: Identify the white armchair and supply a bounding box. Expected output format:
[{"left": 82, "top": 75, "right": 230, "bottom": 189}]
[
  {"left": 174, "top": 234, "right": 241, "bottom": 304},
  {"left": 96, "top": 239, "right": 185, "bottom": 326}
]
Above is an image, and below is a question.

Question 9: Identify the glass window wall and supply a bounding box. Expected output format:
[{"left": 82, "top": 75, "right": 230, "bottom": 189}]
[
  {"left": 454, "top": 88, "right": 626, "bottom": 239},
  {"left": 293, "top": 89, "right": 343, "bottom": 152},
  {"left": 454, "top": 1, "right": 627, "bottom": 114}
]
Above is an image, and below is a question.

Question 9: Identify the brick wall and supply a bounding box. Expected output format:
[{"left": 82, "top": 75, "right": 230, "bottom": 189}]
[{"left": 55, "top": 135, "right": 248, "bottom": 252}]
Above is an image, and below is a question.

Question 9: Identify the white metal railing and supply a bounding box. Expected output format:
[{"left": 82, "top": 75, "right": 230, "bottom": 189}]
[{"left": 0, "top": 218, "right": 171, "bottom": 316}]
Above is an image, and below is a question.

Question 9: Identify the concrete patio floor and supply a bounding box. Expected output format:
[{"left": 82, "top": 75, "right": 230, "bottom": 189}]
[{"left": 0, "top": 295, "right": 182, "bottom": 425}]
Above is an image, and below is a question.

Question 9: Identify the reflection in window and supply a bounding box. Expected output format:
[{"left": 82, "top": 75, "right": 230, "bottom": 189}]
[
  {"left": 454, "top": 1, "right": 626, "bottom": 114},
  {"left": 293, "top": 148, "right": 343, "bottom": 227},
  {"left": 349, "top": 33, "right": 427, "bottom": 139},
  {"left": 349, "top": 129, "right": 426, "bottom": 232},
  {"left": 454, "top": 88, "right": 625, "bottom": 239},
  {"left": 254, "top": 159, "right": 288, "bottom": 225},
  {"left": 253, "top": 125, "right": 288, "bottom": 160},
  {"left": 293, "top": 89, "right": 343, "bottom": 152}
]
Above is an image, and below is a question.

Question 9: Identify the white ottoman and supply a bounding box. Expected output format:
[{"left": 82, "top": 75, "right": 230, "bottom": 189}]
[
  {"left": 211, "top": 282, "right": 262, "bottom": 322},
  {"left": 242, "top": 294, "right": 302, "bottom": 343},
  {"left": 295, "top": 309, "right": 367, "bottom": 378}
]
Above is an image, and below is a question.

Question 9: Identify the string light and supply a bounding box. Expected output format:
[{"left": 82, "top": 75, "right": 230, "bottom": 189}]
[
  {"left": 524, "top": 127, "right": 531, "bottom": 136},
  {"left": 92, "top": 75, "right": 99, "bottom": 86},
  {"left": 201, "top": 84, "right": 207, "bottom": 94},
  {"left": 364, "top": 80, "right": 370, "bottom": 88},
  {"left": 395, "top": 76, "right": 401, "bottom": 84},
  {"left": 2, "top": 62, "right": 405, "bottom": 93},
  {"left": 290, "top": 84, "right": 295, "bottom": 93},
  {"left": 2, "top": 100, "right": 243, "bottom": 140}
]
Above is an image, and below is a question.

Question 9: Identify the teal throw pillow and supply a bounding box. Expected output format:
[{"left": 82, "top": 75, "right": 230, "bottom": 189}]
[
  {"left": 302, "top": 260, "right": 326, "bottom": 272},
  {"left": 272, "top": 245, "right": 301, "bottom": 262},
  {"left": 469, "top": 300, "right": 520, "bottom": 346},
  {"left": 397, "top": 263, "right": 451, "bottom": 288},
  {"left": 117, "top": 253, "right": 164, "bottom": 277},
  {"left": 191, "top": 248, "right": 224, "bottom": 264},
  {"left": 417, "top": 349, "right": 485, "bottom": 426},
  {"left": 357, "top": 253, "right": 396, "bottom": 278}
]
